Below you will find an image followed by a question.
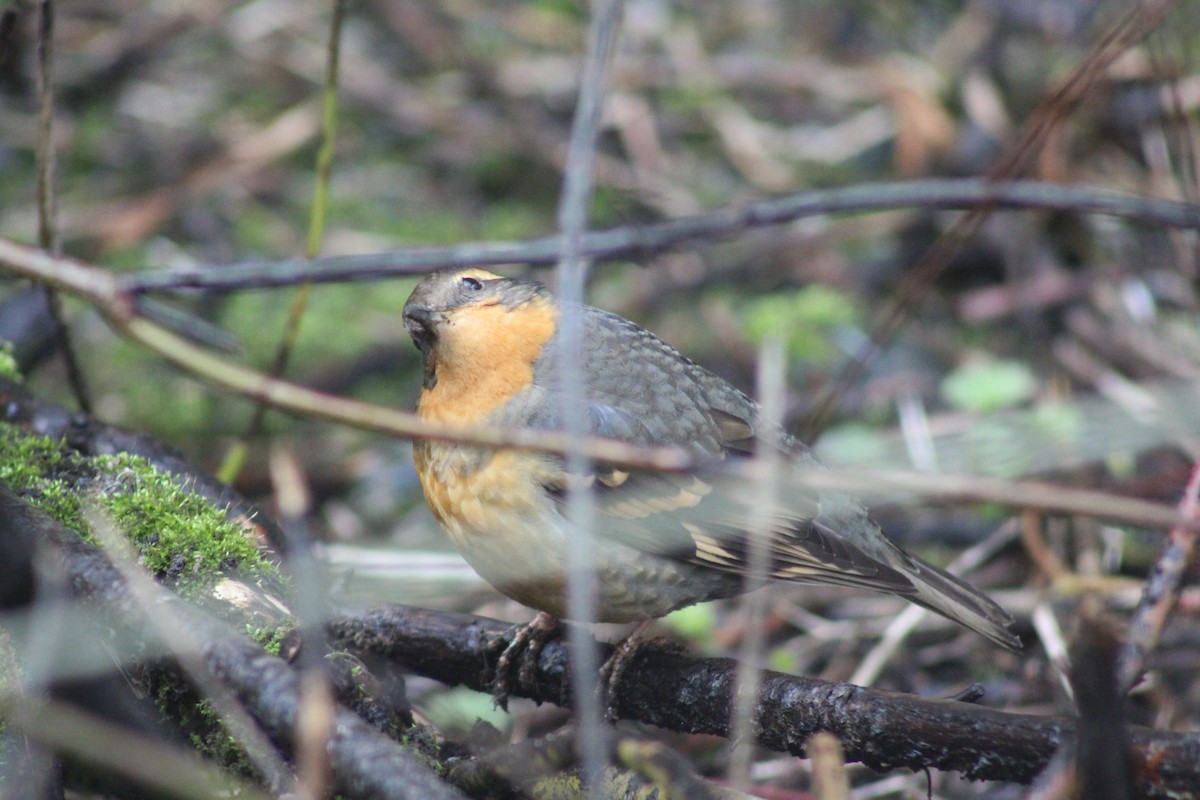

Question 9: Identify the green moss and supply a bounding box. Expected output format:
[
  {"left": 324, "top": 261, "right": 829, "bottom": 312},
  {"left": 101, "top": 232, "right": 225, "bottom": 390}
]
[
  {"left": 0, "top": 341, "right": 22, "bottom": 383},
  {"left": 178, "top": 695, "right": 255, "bottom": 776},
  {"left": 531, "top": 772, "right": 584, "bottom": 800},
  {"left": 0, "top": 423, "right": 280, "bottom": 598},
  {"left": 247, "top": 625, "right": 289, "bottom": 656},
  {"left": 399, "top": 724, "right": 445, "bottom": 775},
  {"left": 0, "top": 421, "right": 292, "bottom": 774},
  {"left": 0, "top": 428, "right": 73, "bottom": 517}
]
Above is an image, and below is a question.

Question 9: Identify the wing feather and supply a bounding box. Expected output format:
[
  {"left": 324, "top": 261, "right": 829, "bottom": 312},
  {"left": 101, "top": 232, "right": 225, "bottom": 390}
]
[{"left": 538, "top": 403, "right": 918, "bottom": 597}]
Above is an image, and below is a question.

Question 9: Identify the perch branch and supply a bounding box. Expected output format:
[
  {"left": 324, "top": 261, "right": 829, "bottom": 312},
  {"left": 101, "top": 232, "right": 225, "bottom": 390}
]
[{"left": 328, "top": 604, "right": 1200, "bottom": 796}]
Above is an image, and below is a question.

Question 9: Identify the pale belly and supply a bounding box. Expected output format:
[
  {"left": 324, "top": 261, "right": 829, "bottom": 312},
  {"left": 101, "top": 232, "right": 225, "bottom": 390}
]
[{"left": 415, "top": 445, "right": 742, "bottom": 622}]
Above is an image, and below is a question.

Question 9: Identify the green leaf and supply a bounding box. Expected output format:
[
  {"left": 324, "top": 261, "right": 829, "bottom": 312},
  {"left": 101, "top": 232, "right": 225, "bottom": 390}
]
[
  {"left": 941, "top": 359, "right": 1036, "bottom": 413},
  {"left": 742, "top": 286, "right": 860, "bottom": 364}
]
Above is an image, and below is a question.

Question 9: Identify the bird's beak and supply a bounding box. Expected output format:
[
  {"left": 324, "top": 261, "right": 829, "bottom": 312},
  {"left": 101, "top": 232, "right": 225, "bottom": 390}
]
[{"left": 403, "top": 305, "right": 439, "bottom": 356}]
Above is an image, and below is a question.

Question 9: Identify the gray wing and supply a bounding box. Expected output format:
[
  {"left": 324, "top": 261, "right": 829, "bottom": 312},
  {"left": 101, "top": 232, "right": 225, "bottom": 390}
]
[{"left": 528, "top": 305, "right": 918, "bottom": 594}]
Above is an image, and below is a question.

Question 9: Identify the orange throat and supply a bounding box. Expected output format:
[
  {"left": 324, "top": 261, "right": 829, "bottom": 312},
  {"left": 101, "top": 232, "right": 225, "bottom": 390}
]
[{"left": 416, "top": 296, "right": 557, "bottom": 425}]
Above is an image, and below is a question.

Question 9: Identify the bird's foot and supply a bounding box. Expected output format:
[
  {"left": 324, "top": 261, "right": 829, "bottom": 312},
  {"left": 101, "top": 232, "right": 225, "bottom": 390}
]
[
  {"left": 597, "top": 620, "right": 669, "bottom": 722},
  {"left": 491, "top": 611, "right": 561, "bottom": 710}
]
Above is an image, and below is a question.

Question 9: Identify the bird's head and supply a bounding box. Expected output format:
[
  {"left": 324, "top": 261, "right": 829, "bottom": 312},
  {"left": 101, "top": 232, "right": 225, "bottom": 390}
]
[{"left": 403, "top": 268, "right": 556, "bottom": 394}]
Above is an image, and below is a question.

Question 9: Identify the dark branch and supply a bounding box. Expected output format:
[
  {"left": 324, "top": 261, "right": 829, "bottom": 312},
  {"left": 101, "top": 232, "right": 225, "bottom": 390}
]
[
  {"left": 120, "top": 179, "right": 1200, "bottom": 294},
  {"left": 328, "top": 604, "right": 1200, "bottom": 796},
  {"left": 9, "top": 494, "right": 464, "bottom": 800}
]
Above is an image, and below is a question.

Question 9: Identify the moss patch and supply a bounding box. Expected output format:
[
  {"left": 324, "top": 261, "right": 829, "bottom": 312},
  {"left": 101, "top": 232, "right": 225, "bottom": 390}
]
[
  {"left": 247, "top": 625, "right": 289, "bottom": 656},
  {"left": 0, "top": 423, "right": 279, "bottom": 598},
  {"left": 0, "top": 342, "right": 21, "bottom": 383}
]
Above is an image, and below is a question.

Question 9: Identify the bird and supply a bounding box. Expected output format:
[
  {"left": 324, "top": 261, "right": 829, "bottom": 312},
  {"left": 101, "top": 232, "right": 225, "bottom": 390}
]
[{"left": 402, "top": 267, "right": 1021, "bottom": 695}]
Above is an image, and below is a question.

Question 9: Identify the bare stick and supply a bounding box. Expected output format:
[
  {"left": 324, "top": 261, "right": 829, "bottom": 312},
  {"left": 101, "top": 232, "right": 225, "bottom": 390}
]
[
  {"left": 1117, "top": 460, "right": 1200, "bottom": 692},
  {"left": 114, "top": 179, "right": 1200, "bottom": 294}
]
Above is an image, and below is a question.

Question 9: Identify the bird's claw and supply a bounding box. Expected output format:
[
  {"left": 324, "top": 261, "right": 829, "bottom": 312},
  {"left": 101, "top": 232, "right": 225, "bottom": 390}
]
[
  {"left": 596, "top": 621, "right": 667, "bottom": 722},
  {"left": 491, "top": 611, "right": 560, "bottom": 710}
]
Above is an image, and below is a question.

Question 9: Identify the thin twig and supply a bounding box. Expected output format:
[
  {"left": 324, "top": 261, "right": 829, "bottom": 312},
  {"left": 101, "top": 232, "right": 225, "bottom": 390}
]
[
  {"left": 113, "top": 180, "right": 1200, "bottom": 294},
  {"left": 269, "top": 444, "right": 334, "bottom": 800},
  {"left": 1117, "top": 460, "right": 1200, "bottom": 692},
  {"left": 33, "top": 1, "right": 57, "bottom": 258},
  {"left": 553, "top": 0, "right": 624, "bottom": 791},
  {"left": 33, "top": 0, "right": 90, "bottom": 413},
  {"left": 728, "top": 336, "right": 785, "bottom": 791},
  {"left": 122, "top": 314, "right": 695, "bottom": 469},
  {"left": 784, "top": 466, "right": 1186, "bottom": 531},
  {"left": 223, "top": 0, "right": 349, "bottom": 484},
  {"left": 806, "top": 733, "right": 850, "bottom": 800}
]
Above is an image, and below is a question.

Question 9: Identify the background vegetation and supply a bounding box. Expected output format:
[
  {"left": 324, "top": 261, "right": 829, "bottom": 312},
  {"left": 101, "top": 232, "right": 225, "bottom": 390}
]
[{"left": 2, "top": 0, "right": 1199, "bottom": 797}]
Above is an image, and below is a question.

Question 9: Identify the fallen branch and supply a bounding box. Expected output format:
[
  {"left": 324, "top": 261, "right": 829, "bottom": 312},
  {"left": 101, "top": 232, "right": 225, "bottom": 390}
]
[
  {"left": 5, "top": 492, "right": 463, "bottom": 800},
  {"left": 328, "top": 604, "right": 1200, "bottom": 796}
]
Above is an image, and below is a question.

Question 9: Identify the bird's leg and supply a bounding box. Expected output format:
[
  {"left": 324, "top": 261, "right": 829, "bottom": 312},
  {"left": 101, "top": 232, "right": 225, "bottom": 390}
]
[
  {"left": 597, "top": 619, "right": 661, "bottom": 721},
  {"left": 491, "top": 611, "right": 561, "bottom": 710}
]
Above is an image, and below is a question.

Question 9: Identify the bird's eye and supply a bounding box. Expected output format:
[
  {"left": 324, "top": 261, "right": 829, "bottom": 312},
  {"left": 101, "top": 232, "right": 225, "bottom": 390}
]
[{"left": 460, "top": 276, "right": 483, "bottom": 291}]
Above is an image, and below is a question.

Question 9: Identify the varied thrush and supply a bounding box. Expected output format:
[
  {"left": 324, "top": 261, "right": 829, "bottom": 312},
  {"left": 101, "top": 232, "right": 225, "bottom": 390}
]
[{"left": 403, "top": 267, "right": 1020, "bottom": 658}]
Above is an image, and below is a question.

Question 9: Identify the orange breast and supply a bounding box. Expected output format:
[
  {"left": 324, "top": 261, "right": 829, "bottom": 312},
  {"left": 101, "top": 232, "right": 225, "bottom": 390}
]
[
  {"left": 411, "top": 294, "right": 570, "bottom": 609},
  {"left": 414, "top": 444, "right": 548, "bottom": 545},
  {"left": 417, "top": 297, "right": 557, "bottom": 425}
]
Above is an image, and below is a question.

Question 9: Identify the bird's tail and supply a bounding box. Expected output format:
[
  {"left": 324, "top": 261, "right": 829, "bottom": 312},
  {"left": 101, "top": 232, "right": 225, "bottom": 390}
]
[{"left": 890, "top": 548, "right": 1022, "bottom": 651}]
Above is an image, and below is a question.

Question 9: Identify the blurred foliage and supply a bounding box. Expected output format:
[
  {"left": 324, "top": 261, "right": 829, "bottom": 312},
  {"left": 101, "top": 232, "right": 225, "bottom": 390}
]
[
  {"left": 0, "top": 0, "right": 1194, "bottom": 465},
  {"left": 741, "top": 285, "right": 860, "bottom": 365},
  {"left": 940, "top": 358, "right": 1038, "bottom": 413},
  {"left": 0, "top": 342, "right": 21, "bottom": 383},
  {"left": 2, "top": 3, "right": 1200, "bottom": 793},
  {"left": 661, "top": 601, "right": 719, "bottom": 644}
]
